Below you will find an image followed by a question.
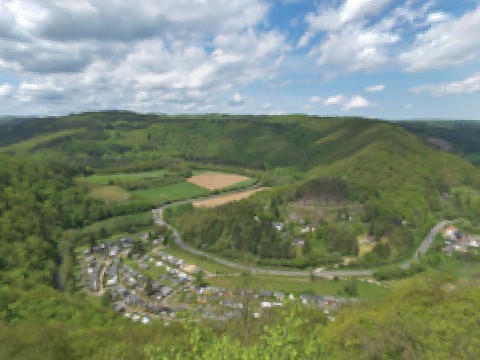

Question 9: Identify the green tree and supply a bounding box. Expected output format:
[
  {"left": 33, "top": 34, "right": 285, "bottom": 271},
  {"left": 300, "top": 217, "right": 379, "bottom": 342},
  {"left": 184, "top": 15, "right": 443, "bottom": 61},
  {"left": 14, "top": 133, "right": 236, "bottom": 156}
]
[
  {"left": 195, "top": 271, "right": 205, "bottom": 287},
  {"left": 343, "top": 279, "right": 358, "bottom": 297}
]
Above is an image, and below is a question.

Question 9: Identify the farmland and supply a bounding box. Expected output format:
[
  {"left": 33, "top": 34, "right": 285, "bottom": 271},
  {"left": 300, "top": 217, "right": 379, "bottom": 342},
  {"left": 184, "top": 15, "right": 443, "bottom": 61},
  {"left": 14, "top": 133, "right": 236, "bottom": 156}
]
[
  {"left": 83, "top": 170, "right": 168, "bottom": 185},
  {"left": 82, "top": 169, "right": 259, "bottom": 206},
  {"left": 133, "top": 181, "right": 210, "bottom": 203},
  {"left": 192, "top": 187, "right": 268, "bottom": 207},
  {"left": 89, "top": 185, "right": 131, "bottom": 203},
  {"left": 188, "top": 172, "right": 250, "bottom": 190}
]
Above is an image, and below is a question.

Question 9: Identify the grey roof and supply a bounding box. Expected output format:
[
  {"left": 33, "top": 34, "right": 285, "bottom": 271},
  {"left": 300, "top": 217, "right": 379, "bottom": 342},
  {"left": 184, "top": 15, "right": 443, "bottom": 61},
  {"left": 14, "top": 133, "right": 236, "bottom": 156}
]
[
  {"left": 160, "top": 287, "right": 173, "bottom": 296},
  {"left": 106, "top": 265, "right": 118, "bottom": 277},
  {"left": 126, "top": 293, "right": 144, "bottom": 306},
  {"left": 258, "top": 290, "right": 272, "bottom": 297}
]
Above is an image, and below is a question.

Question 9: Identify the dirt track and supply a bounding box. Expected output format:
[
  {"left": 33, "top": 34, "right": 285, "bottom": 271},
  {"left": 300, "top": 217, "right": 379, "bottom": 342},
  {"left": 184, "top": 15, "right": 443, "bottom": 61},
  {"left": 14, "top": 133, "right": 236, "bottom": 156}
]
[{"left": 192, "top": 188, "right": 268, "bottom": 207}]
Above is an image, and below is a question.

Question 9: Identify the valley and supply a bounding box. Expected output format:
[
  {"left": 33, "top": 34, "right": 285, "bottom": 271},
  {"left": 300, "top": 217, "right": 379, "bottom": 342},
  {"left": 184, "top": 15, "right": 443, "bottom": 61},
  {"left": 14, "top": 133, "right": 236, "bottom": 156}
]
[{"left": 1, "top": 112, "right": 480, "bottom": 359}]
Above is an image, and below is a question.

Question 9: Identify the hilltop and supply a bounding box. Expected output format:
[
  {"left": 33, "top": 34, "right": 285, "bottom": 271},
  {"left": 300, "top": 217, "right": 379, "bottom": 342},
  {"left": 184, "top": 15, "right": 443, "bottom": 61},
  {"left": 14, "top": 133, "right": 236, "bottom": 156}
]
[{"left": 398, "top": 120, "right": 480, "bottom": 166}]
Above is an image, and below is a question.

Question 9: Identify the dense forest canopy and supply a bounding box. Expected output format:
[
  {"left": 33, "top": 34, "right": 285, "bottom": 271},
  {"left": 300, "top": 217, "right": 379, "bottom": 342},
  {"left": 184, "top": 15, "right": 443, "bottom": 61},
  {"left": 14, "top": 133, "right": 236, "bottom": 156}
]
[{"left": 399, "top": 120, "right": 480, "bottom": 166}]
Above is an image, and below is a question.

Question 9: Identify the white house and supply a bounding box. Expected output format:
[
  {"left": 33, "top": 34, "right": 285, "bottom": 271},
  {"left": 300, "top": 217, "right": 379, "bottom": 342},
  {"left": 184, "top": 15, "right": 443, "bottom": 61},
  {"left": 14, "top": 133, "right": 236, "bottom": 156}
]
[
  {"left": 468, "top": 239, "right": 480, "bottom": 248},
  {"left": 444, "top": 226, "right": 458, "bottom": 239},
  {"left": 107, "top": 276, "right": 118, "bottom": 286},
  {"left": 272, "top": 222, "right": 285, "bottom": 231},
  {"left": 301, "top": 225, "right": 315, "bottom": 234}
]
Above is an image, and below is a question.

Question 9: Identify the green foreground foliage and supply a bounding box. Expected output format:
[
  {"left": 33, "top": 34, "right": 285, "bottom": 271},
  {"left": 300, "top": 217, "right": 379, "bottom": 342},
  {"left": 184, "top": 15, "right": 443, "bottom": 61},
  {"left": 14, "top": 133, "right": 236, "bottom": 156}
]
[{"left": 1, "top": 273, "right": 479, "bottom": 359}]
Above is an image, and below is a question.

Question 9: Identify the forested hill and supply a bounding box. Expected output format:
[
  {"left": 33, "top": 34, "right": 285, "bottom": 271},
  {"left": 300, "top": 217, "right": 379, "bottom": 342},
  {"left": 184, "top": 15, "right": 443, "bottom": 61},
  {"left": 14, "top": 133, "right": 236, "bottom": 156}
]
[
  {"left": 398, "top": 120, "right": 480, "bottom": 166},
  {"left": 0, "top": 112, "right": 477, "bottom": 173},
  {"left": 0, "top": 155, "right": 109, "bottom": 291},
  {"left": 0, "top": 112, "right": 410, "bottom": 171}
]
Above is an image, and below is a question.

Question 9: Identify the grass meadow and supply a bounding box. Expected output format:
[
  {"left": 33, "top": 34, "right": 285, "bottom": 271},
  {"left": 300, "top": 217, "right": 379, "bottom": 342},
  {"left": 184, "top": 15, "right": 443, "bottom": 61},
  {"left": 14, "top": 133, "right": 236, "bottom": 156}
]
[{"left": 132, "top": 182, "right": 210, "bottom": 203}]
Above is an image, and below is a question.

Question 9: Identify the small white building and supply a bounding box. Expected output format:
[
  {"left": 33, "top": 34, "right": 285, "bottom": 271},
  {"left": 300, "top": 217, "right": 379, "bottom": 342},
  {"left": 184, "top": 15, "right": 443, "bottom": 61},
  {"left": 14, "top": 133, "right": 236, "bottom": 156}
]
[
  {"left": 444, "top": 225, "right": 458, "bottom": 239},
  {"left": 272, "top": 222, "right": 285, "bottom": 232},
  {"left": 107, "top": 276, "right": 118, "bottom": 286},
  {"left": 468, "top": 239, "right": 480, "bottom": 248}
]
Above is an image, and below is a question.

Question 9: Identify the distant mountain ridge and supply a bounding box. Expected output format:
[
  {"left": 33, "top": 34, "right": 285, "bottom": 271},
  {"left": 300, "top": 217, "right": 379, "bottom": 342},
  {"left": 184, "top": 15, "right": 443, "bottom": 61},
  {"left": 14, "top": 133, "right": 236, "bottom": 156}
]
[{"left": 398, "top": 120, "right": 480, "bottom": 166}]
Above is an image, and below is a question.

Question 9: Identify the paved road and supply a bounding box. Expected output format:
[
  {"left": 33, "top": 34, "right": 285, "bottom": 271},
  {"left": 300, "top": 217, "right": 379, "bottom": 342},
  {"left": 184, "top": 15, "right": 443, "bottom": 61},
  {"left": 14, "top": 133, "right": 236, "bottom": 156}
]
[
  {"left": 400, "top": 220, "right": 453, "bottom": 269},
  {"left": 154, "top": 198, "right": 452, "bottom": 279}
]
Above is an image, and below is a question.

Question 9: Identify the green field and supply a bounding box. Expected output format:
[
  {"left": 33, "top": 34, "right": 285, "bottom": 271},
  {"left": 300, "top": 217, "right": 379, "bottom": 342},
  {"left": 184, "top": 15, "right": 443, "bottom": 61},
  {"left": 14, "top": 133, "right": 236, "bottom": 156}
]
[
  {"left": 207, "top": 274, "right": 388, "bottom": 300},
  {"left": 165, "top": 244, "right": 237, "bottom": 274},
  {"left": 132, "top": 182, "right": 210, "bottom": 203},
  {"left": 82, "top": 169, "right": 258, "bottom": 205},
  {"left": 83, "top": 170, "right": 167, "bottom": 185},
  {"left": 124, "top": 258, "right": 168, "bottom": 280},
  {"left": 89, "top": 185, "right": 131, "bottom": 203}
]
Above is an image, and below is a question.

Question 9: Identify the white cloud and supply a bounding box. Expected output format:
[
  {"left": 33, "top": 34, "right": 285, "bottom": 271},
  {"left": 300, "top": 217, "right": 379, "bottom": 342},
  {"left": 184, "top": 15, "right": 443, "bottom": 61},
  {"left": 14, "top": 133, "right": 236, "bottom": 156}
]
[
  {"left": 228, "top": 92, "right": 244, "bottom": 106},
  {"left": 300, "top": 0, "right": 392, "bottom": 38},
  {"left": 299, "top": 0, "right": 403, "bottom": 74},
  {"left": 262, "top": 102, "right": 272, "bottom": 109},
  {"left": 309, "top": 94, "right": 350, "bottom": 107},
  {"left": 410, "top": 73, "right": 480, "bottom": 96},
  {"left": 0, "top": 83, "right": 12, "bottom": 96},
  {"left": 401, "top": 6, "right": 480, "bottom": 71},
  {"left": 299, "top": 0, "right": 440, "bottom": 75},
  {"left": 0, "top": 0, "right": 290, "bottom": 115},
  {"left": 324, "top": 95, "right": 346, "bottom": 106},
  {"left": 427, "top": 12, "right": 450, "bottom": 23},
  {"left": 310, "top": 24, "right": 399, "bottom": 73},
  {"left": 340, "top": 0, "right": 393, "bottom": 24},
  {"left": 366, "top": 84, "right": 385, "bottom": 92},
  {"left": 309, "top": 95, "right": 323, "bottom": 103},
  {"left": 344, "top": 95, "right": 371, "bottom": 110}
]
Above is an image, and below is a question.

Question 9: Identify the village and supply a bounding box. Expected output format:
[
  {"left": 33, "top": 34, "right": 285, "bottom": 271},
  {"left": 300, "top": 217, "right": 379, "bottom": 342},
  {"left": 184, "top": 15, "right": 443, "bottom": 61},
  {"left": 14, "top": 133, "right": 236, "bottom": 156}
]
[
  {"left": 442, "top": 225, "right": 480, "bottom": 255},
  {"left": 80, "top": 232, "right": 354, "bottom": 325}
]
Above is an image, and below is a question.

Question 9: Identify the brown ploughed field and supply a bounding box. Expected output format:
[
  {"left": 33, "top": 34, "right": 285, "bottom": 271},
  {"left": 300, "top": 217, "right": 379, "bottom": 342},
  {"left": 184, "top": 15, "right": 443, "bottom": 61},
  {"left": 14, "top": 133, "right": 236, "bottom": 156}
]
[
  {"left": 192, "top": 188, "right": 268, "bottom": 207},
  {"left": 187, "top": 173, "right": 249, "bottom": 190}
]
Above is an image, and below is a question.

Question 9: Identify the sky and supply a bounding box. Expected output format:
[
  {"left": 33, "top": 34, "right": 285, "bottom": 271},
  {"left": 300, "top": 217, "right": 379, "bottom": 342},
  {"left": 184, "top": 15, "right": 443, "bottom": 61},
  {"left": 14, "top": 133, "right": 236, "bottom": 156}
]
[{"left": 1, "top": 0, "right": 480, "bottom": 119}]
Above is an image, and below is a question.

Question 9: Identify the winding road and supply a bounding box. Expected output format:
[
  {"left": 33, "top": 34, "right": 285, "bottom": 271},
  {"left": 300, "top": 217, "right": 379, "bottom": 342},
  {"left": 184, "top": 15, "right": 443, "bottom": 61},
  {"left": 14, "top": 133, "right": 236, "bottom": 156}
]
[{"left": 153, "top": 198, "right": 451, "bottom": 279}]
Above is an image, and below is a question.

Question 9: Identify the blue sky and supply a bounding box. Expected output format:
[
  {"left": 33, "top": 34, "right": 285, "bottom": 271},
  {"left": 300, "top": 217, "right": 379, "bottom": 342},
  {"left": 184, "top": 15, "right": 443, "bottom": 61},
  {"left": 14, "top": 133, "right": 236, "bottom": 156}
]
[{"left": 1, "top": 0, "right": 480, "bottom": 119}]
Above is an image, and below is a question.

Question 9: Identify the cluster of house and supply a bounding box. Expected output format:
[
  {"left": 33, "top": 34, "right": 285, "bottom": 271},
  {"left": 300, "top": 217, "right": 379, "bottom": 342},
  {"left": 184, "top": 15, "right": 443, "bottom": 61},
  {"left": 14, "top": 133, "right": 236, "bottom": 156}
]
[
  {"left": 272, "top": 221, "right": 316, "bottom": 247},
  {"left": 82, "top": 234, "right": 353, "bottom": 324},
  {"left": 84, "top": 255, "right": 101, "bottom": 292},
  {"left": 83, "top": 237, "right": 135, "bottom": 291},
  {"left": 193, "top": 286, "right": 351, "bottom": 318},
  {"left": 442, "top": 225, "right": 480, "bottom": 255},
  {"left": 108, "top": 254, "right": 200, "bottom": 322}
]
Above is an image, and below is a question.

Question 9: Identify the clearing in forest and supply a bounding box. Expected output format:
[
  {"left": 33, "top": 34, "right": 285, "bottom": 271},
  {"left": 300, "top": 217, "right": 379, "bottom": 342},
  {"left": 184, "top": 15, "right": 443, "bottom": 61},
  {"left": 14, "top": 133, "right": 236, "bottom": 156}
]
[
  {"left": 133, "top": 182, "right": 209, "bottom": 203},
  {"left": 89, "top": 185, "right": 131, "bottom": 203},
  {"left": 192, "top": 188, "right": 268, "bottom": 207},
  {"left": 187, "top": 172, "right": 250, "bottom": 190}
]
